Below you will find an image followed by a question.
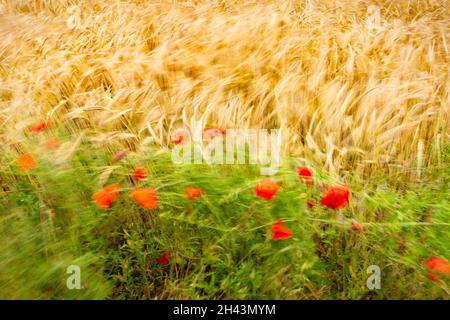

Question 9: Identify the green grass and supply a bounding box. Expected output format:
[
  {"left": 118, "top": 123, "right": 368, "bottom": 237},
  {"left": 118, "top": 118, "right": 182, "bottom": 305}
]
[{"left": 0, "top": 142, "right": 449, "bottom": 299}]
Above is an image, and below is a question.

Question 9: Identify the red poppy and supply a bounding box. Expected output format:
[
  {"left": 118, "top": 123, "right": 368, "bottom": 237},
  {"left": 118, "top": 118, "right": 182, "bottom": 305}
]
[
  {"left": 157, "top": 251, "right": 170, "bottom": 266},
  {"left": 307, "top": 200, "right": 316, "bottom": 208},
  {"left": 29, "top": 121, "right": 49, "bottom": 133},
  {"left": 17, "top": 154, "right": 36, "bottom": 172},
  {"left": 174, "top": 136, "right": 183, "bottom": 144},
  {"left": 351, "top": 223, "right": 363, "bottom": 233},
  {"left": 133, "top": 168, "right": 148, "bottom": 182},
  {"left": 184, "top": 188, "right": 203, "bottom": 201},
  {"left": 321, "top": 185, "right": 350, "bottom": 210},
  {"left": 271, "top": 219, "right": 293, "bottom": 240},
  {"left": 427, "top": 272, "right": 439, "bottom": 282},
  {"left": 92, "top": 184, "right": 119, "bottom": 210},
  {"left": 424, "top": 256, "right": 450, "bottom": 275},
  {"left": 297, "top": 166, "right": 313, "bottom": 187},
  {"left": 131, "top": 188, "right": 158, "bottom": 210},
  {"left": 44, "top": 138, "right": 60, "bottom": 150},
  {"left": 254, "top": 179, "right": 279, "bottom": 201},
  {"left": 172, "top": 131, "right": 189, "bottom": 145}
]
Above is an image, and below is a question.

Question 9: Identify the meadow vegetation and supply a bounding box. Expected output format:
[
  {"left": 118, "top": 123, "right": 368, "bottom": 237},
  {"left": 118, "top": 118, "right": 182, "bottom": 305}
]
[{"left": 0, "top": 0, "right": 448, "bottom": 299}]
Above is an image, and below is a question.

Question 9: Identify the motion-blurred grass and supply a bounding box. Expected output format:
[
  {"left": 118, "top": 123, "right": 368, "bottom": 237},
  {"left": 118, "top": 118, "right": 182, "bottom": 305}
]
[{"left": 0, "top": 141, "right": 448, "bottom": 299}]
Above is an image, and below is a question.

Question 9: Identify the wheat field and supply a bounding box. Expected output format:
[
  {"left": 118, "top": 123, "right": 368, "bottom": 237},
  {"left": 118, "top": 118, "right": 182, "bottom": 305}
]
[
  {"left": 0, "top": 0, "right": 448, "bottom": 175},
  {"left": 0, "top": 0, "right": 449, "bottom": 300}
]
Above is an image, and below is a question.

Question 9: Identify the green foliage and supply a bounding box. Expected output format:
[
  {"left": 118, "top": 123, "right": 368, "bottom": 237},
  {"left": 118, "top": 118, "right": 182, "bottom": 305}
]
[{"left": 0, "top": 145, "right": 448, "bottom": 299}]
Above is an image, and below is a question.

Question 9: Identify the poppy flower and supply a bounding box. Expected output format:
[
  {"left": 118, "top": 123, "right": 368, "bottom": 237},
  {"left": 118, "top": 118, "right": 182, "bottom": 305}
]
[
  {"left": 297, "top": 166, "right": 313, "bottom": 187},
  {"left": 44, "top": 138, "right": 60, "bottom": 150},
  {"left": 133, "top": 168, "right": 147, "bottom": 182},
  {"left": 17, "top": 154, "right": 36, "bottom": 172},
  {"left": 321, "top": 185, "right": 350, "bottom": 210},
  {"left": 29, "top": 121, "right": 49, "bottom": 133},
  {"left": 424, "top": 256, "right": 450, "bottom": 275},
  {"left": 184, "top": 188, "right": 203, "bottom": 201},
  {"left": 427, "top": 272, "right": 439, "bottom": 282},
  {"left": 254, "top": 179, "right": 279, "bottom": 201},
  {"left": 307, "top": 200, "right": 316, "bottom": 208},
  {"left": 271, "top": 219, "right": 293, "bottom": 240},
  {"left": 351, "top": 223, "right": 363, "bottom": 233},
  {"left": 131, "top": 188, "right": 158, "bottom": 210},
  {"left": 157, "top": 251, "right": 170, "bottom": 266},
  {"left": 174, "top": 136, "right": 184, "bottom": 144},
  {"left": 92, "top": 184, "right": 119, "bottom": 210},
  {"left": 172, "top": 130, "right": 190, "bottom": 146}
]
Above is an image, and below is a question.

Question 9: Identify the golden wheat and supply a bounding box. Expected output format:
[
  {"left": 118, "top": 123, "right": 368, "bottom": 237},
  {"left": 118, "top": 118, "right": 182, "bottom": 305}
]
[{"left": 0, "top": 0, "right": 448, "bottom": 175}]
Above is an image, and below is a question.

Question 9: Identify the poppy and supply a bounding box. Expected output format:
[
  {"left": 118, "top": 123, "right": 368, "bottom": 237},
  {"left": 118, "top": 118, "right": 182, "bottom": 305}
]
[
  {"left": 131, "top": 188, "right": 158, "bottom": 210},
  {"left": 271, "top": 219, "right": 293, "bottom": 240},
  {"left": 133, "top": 168, "right": 147, "bottom": 182},
  {"left": 29, "top": 121, "right": 49, "bottom": 133},
  {"left": 297, "top": 166, "right": 313, "bottom": 187},
  {"left": 44, "top": 138, "right": 60, "bottom": 150},
  {"left": 173, "top": 135, "right": 184, "bottom": 144},
  {"left": 184, "top": 188, "right": 203, "bottom": 201},
  {"left": 351, "top": 223, "right": 363, "bottom": 233},
  {"left": 307, "top": 200, "right": 316, "bottom": 208},
  {"left": 172, "top": 131, "right": 189, "bottom": 145},
  {"left": 254, "top": 179, "right": 279, "bottom": 201},
  {"left": 424, "top": 256, "right": 450, "bottom": 275},
  {"left": 92, "top": 184, "right": 119, "bottom": 210},
  {"left": 427, "top": 272, "right": 439, "bottom": 282},
  {"left": 157, "top": 251, "right": 170, "bottom": 266},
  {"left": 17, "top": 154, "right": 36, "bottom": 172},
  {"left": 321, "top": 185, "right": 350, "bottom": 210}
]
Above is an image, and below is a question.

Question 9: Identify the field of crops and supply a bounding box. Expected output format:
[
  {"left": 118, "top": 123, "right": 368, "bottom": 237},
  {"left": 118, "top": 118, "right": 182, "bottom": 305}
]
[{"left": 0, "top": 0, "right": 449, "bottom": 299}]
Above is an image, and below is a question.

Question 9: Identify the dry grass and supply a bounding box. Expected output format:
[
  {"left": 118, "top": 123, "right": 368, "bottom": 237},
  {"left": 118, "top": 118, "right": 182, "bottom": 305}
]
[{"left": 0, "top": 0, "right": 449, "bottom": 175}]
